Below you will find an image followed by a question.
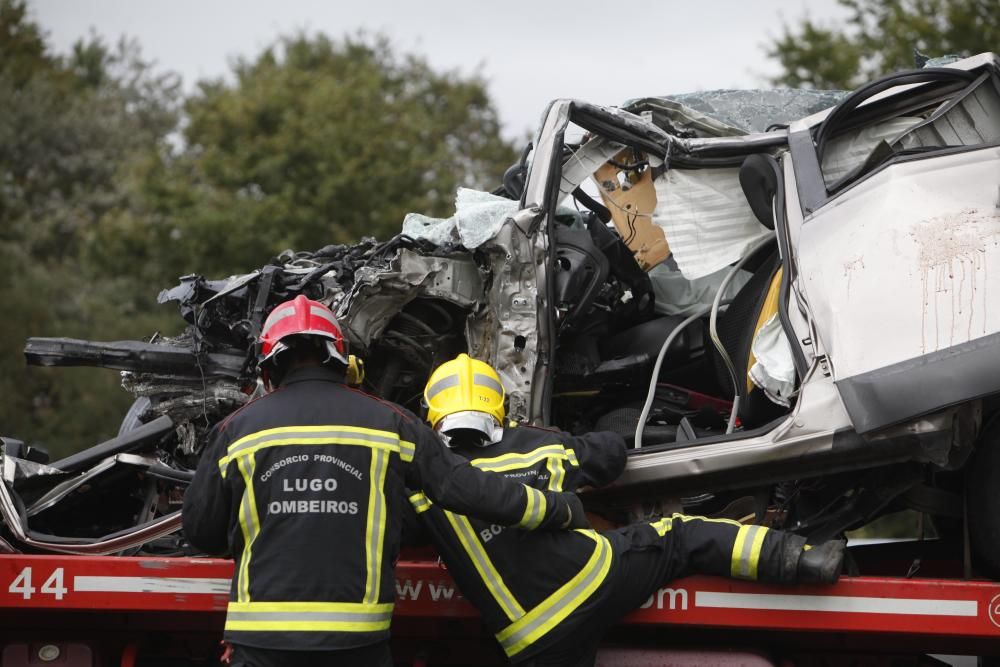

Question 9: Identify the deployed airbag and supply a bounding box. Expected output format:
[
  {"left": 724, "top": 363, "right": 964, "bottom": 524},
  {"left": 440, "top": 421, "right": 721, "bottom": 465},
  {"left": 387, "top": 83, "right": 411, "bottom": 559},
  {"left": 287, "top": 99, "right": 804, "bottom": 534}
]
[{"left": 652, "top": 168, "right": 773, "bottom": 280}]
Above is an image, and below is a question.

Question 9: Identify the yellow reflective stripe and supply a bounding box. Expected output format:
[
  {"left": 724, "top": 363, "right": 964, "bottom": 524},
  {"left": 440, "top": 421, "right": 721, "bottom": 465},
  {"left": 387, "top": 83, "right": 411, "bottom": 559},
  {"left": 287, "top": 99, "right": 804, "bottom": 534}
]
[
  {"left": 651, "top": 512, "right": 744, "bottom": 537},
  {"left": 408, "top": 491, "right": 433, "bottom": 514},
  {"left": 228, "top": 601, "right": 393, "bottom": 613},
  {"left": 363, "top": 449, "right": 390, "bottom": 604},
  {"left": 731, "top": 524, "right": 768, "bottom": 580},
  {"left": 218, "top": 425, "right": 403, "bottom": 472},
  {"left": 227, "top": 425, "right": 401, "bottom": 455},
  {"left": 444, "top": 511, "right": 526, "bottom": 621},
  {"left": 747, "top": 525, "right": 768, "bottom": 580},
  {"left": 652, "top": 517, "right": 671, "bottom": 536},
  {"left": 398, "top": 439, "right": 415, "bottom": 463},
  {"left": 219, "top": 458, "right": 237, "bottom": 480},
  {"left": 226, "top": 619, "right": 391, "bottom": 632},
  {"left": 518, "top": 486, "right": 547, "bottom": 530},
  {"left": 225, "top": 600, "right": 394, "bottom": 634},
  {"left": 471, "top": 445, "right": 579, "bottom": 473},
  {"left": 496, "top": 531, "right": 612, "bottom": 656},
  {"left": 731, "top": 525, "right": 749, "bottom": 578},
  {"left": 235, "top": 455, "right": 261, "bottom": 602},
  {"left": 546, "top": 457, "right": 565, "bottom": 492},
  {"left": 219, "top": 437, "right": 399, "bottom": 472}
]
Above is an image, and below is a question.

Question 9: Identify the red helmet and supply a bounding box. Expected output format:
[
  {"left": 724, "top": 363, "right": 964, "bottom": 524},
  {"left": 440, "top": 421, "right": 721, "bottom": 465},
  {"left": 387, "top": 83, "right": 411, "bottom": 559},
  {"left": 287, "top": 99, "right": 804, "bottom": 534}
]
[{"left": 258, "top": 295, "right": 348, "bottom": 368}]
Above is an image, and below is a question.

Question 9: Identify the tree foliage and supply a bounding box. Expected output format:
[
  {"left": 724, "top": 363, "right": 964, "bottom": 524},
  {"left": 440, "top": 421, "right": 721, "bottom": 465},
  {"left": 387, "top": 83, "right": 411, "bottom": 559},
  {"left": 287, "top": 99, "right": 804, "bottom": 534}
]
[
  {"left": 766, "top": 0, "right": 999, "bottom": 89},
  {"left": 0, "top": 1, "right": 182, "bottom": 457},
  {"left": 0, "top": 4, "right": 515, "bottom": 457},
  {"left": 94, "top": 34, "right": 516, "bottom": 284}
]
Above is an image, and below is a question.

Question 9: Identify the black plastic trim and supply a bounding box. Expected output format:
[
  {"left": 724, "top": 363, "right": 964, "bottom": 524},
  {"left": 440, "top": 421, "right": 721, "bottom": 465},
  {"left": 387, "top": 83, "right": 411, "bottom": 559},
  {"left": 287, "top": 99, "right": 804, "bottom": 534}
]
[
  {"left": 788, "top": 128, "right": 827, "bottom": 215},
  {"left": 50, "top": 416, "right": 174, "bottom": 473},
  {"left": 837, "top": 331, "right": 1000, "bottom": 434}
]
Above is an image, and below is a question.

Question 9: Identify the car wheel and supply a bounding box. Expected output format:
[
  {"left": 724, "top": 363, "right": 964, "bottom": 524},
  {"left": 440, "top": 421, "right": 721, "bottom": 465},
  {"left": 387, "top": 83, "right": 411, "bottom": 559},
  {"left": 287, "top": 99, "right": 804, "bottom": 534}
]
[{"left": 968, "top": 418, "right": 1000, "bottom": 578}]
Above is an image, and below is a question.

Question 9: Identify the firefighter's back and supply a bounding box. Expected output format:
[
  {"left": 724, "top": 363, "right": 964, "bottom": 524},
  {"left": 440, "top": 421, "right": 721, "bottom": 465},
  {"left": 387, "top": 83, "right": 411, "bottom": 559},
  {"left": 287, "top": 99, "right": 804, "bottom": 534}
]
[{"left": 213, "top": 367, "right": 411, "bottom": 651}]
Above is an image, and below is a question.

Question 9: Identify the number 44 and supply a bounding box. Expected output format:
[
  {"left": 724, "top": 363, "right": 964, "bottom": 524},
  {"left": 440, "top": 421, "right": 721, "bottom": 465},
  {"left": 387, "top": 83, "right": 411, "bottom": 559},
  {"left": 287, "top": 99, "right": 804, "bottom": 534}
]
[{"left": 8, "top": 567, "right": 67, "bottom": 600}]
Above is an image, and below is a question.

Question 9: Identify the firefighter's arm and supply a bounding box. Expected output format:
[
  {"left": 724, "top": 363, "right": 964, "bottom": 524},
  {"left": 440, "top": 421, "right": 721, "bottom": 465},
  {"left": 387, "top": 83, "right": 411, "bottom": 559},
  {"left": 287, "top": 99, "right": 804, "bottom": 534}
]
[
  {"left": 182, "top": 427, "right": 233, "bottom": 556},
  {"left": 401, "top": 489, "right": 431, "bottom": 547},
  {"left": 565, "top": 430, "right": 628, "bottom": 488},
  {"left": 403, "top": 420, "right": 589, "bottom": 531}
]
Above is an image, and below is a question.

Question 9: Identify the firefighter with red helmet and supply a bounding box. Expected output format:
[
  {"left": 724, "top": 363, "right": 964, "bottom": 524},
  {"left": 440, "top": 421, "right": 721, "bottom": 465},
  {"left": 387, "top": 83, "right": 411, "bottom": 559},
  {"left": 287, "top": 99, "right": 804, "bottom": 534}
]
[
  {"left": 407, "top": 353, "right": 846, "bottom": 666},
  {"left": 183, "top": 296, "right": 589, "bottom": 667}
]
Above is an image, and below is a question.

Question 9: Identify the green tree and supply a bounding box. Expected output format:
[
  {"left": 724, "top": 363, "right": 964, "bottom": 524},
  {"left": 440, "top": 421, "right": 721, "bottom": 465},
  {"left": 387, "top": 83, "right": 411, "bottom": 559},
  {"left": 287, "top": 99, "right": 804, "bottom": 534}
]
[
  {"left": 0, "top": 0, "right": 181, "bottom": 457},
  {"left": 766, "top": 0, "right": 999, "bottom": 89},
  {"left": 2, "top": 14, "right": 515, "bottom": 457},
  {"left": 95, "top": 34, "right": 517, "bottom": 284}
]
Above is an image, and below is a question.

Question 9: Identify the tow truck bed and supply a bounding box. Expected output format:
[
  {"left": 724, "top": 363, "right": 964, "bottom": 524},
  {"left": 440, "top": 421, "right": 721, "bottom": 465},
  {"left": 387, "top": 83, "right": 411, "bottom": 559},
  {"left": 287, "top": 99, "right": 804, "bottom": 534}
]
[{"left": 1, "top": 553, "right": 998, "bottom": 665}]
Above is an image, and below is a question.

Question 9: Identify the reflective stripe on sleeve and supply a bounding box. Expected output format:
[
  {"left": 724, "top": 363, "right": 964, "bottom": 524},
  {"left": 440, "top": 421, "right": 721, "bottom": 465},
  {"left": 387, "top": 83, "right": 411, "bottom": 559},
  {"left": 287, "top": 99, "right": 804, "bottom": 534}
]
[
  {"left": 235, "top": 455, "right": 262, "bottom": 602},
  {"left": 546, "top": 458, "right": 566, "bottom": 492},
  {"left": 444, "top": 511, "right": 525, "bottom": 621},
  {"left": 496, "top": 531, "right": 612, "bottom": 656},
  {"left": 218, "top": 425, "right": 403, "bottom": 473},
  {"left": 471, "top": 445, "right": 579, "bottom": 473},
  {"left": 398, "top": 439, "right": 415, "bottom": 463},
  {"left": 364, "top": 449, "right": 390, "bottom": 604},
  {"left": 731, "top": 524, "right": 768, "bottom": 580},
  {"left": 225, "top": 600, "right": 393, "bottom": 633},
  {"left": 518, "top": 486, "right": 547, "bottom": 530},
  {"left": 408, "top": 492, "right": 433, "bottom": 514}
]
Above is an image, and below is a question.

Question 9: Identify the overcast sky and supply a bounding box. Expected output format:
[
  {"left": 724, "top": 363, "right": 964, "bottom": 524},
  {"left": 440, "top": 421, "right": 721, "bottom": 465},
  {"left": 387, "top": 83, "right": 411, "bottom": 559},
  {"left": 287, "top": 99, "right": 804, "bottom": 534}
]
[{"left": 31, "top": 0, "right": 849, "bottom": 138}]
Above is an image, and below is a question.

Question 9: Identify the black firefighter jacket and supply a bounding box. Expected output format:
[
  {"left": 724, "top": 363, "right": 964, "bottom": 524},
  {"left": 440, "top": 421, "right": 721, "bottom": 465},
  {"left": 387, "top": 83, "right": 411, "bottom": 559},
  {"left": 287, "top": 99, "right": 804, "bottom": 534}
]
[
  {"left": 182, "top": 367, "right": 586, "bottom": 651},
  {"left": 405, "top": 424, "right": 627, "bottom": 660}
]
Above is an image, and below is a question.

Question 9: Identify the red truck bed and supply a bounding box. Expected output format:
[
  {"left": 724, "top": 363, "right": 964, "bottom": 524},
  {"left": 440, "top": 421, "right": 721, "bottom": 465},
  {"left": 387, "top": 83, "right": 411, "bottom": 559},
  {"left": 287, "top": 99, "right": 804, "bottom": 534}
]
[{"left": 1, "top": 554, "right": 998, "bottom": 665}]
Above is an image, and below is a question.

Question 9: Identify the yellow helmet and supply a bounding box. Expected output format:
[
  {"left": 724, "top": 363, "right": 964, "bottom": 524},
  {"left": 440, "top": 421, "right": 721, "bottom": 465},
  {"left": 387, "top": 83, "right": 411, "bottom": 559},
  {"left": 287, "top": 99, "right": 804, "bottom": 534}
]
[{"left": 424, "top": 354, "right": 506, "bottom": 442}]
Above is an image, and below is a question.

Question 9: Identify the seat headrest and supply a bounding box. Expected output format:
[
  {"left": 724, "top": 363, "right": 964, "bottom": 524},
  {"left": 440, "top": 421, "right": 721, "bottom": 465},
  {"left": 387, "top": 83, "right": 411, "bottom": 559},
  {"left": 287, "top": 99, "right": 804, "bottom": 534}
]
[{"left": 739, "top": 153, "right": 781, "bottom": 230}]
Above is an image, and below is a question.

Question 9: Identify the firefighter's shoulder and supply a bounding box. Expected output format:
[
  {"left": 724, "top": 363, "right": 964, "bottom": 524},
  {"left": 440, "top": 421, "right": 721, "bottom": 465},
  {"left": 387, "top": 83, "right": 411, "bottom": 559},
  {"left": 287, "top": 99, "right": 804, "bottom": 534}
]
[{"left": 340, "top": 384, "right": 418, "bottom": 423}]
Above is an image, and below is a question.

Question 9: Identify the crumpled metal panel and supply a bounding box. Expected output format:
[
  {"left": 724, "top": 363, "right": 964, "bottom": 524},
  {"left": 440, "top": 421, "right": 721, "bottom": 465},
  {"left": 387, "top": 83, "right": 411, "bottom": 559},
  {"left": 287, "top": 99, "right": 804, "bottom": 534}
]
[
  {"left": 466, "top": 208, "right": 545, "bottom": 422},
  {"left": 626, "top": 89, "right": 847, "bottom": 136},
  {"left": 1, "top": 456, "right": 63, "bottom": 485},
  {"left": 337, "top": 249, "right": 484, "bottom": 350}
]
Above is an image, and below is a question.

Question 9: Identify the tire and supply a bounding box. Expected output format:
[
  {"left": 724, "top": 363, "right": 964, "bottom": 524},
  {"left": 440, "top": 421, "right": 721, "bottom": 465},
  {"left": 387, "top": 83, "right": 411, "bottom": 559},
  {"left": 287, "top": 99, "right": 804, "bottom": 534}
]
[{"left": 968, "top": 419, "right": 1000, "bottom": 578}]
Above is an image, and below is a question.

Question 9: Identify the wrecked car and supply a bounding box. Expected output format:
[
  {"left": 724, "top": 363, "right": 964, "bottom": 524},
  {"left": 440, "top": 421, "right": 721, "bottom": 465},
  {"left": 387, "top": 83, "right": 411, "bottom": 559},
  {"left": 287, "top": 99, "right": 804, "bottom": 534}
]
[{"left": 4, "top": 52, "right": 1000, "bottom": 577}]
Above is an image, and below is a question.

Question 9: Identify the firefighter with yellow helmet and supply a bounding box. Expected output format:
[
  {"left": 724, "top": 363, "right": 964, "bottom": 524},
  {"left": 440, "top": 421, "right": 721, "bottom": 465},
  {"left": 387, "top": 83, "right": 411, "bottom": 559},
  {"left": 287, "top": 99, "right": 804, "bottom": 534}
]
[
  {"left": 409, "top": 353, "right": 846, "bottom": 666},
  {"left": 424, "top": 353, "right": 507, "bottom": 447}
]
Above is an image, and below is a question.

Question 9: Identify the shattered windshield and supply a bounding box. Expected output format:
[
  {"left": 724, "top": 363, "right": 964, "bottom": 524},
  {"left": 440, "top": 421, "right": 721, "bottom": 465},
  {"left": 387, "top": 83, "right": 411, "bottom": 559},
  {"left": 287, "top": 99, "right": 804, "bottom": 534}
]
[{"left": 624, "top": 89, "right": 848, "bottom": 136}]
